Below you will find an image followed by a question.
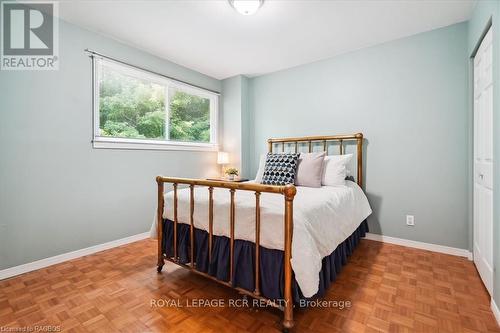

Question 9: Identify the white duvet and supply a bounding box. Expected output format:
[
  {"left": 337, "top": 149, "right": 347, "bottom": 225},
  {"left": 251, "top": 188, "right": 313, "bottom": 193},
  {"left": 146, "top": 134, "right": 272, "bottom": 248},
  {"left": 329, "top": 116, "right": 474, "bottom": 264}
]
[{"left": 150, "top": 180, "right": 372, "bottom": 297}]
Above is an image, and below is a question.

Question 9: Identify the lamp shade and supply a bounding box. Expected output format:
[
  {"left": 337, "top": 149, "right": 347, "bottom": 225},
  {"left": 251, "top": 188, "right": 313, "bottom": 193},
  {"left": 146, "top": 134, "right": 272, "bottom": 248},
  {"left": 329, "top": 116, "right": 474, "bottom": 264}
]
[{"left": 217, "top": 152, "right": 229, "bottom": 164}]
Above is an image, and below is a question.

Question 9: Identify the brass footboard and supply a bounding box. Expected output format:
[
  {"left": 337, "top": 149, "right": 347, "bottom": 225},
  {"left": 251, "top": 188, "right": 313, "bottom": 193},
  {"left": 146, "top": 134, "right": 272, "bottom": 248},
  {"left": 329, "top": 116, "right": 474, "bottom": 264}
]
[
  {"left": 156, "top": 132, "right": 364, "bottom": 331},
  {"left": 156, "top": 176, "right": 297, "bottom": 331}
]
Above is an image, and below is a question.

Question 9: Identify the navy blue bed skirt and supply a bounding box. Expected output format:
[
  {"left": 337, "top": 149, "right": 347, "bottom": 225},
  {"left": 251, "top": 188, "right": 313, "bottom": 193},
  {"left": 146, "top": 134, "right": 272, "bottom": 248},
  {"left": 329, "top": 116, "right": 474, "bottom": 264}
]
[{"left": 162, "top": 219, "right": 368, "bottom": 304}]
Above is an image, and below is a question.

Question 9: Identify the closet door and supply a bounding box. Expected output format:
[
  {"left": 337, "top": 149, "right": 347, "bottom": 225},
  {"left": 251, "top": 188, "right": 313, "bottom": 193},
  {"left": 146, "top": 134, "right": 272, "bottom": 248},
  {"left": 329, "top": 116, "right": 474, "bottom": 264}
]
[{"left": 473, "top": 27, "right": 493, "bottom": 295}]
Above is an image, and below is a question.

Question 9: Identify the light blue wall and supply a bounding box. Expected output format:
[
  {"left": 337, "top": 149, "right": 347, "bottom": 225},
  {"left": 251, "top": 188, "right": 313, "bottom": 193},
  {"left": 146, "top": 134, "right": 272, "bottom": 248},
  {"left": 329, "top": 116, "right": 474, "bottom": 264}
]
[
  {"left": 248, "top": 22, "right": 469, "bottom": 249},
  {"left": 221, "top": 76, "right": 243, "bottom": 173},
  {"left": 221, "top": 75, "right": 251, "bottom": 178},
  {"left": 241, "top": 76, "right": 251, "bottom": 179},
  {"left": 0, "top": 19, "right": 221, "bottom": 269},
  {"left": 467, "top": 0, "right": 500, "bottom": 308}
]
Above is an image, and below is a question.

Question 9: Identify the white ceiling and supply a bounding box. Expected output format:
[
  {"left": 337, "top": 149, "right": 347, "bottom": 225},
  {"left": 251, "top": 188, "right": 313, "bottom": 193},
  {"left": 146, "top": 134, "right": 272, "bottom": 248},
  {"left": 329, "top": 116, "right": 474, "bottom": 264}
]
[{"left": 58, "top": 0, "right": 476, "bottom": 80}]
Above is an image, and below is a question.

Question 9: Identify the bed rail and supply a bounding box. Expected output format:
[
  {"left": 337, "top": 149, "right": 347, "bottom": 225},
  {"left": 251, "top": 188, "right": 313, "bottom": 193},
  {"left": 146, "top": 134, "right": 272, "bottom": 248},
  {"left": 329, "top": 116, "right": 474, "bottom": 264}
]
[{"left": 156, "top": 176, "right": 297, "bottom": 330}]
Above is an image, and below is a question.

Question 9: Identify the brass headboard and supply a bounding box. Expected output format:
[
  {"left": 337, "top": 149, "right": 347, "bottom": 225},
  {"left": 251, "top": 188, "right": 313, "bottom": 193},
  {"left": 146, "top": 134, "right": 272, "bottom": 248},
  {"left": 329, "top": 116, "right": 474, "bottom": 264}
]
[{"left": 267, "top": 133, "right": 364, "bottom": 187}]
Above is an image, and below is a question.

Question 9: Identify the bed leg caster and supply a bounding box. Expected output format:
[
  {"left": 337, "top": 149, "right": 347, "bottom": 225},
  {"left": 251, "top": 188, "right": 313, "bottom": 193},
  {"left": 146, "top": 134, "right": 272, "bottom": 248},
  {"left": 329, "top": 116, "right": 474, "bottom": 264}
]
[
  {"left": 282, "top": 320, "right": 294, "bottom": 332},
  {"left": 157, "top": 265, "right": 164, "bottom": 273}
]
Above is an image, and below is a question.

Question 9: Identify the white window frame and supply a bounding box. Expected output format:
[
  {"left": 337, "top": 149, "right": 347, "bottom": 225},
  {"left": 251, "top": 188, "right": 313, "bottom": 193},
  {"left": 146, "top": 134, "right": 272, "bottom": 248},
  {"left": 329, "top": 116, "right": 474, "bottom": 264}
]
[{"left": 92, "top": 57, "right": 219, "bottom": 152}]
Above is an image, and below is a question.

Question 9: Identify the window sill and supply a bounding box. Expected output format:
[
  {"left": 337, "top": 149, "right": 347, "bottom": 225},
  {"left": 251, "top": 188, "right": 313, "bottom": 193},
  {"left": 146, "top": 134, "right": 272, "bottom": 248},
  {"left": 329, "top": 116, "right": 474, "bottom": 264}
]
[{"left": 92, "top": 137, "right": 219, "bottom": 152}]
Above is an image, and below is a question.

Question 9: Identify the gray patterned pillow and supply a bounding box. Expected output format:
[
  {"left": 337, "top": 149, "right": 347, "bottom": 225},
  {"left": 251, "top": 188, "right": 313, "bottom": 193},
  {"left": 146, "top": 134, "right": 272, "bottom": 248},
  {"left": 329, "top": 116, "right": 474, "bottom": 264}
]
[{"left": 261, "top": 153, "right": 300, "bottom": 185}]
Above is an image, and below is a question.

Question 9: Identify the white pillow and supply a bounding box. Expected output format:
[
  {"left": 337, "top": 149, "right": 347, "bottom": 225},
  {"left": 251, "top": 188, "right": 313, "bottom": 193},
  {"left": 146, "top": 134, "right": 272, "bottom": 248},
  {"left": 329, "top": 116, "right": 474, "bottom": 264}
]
[
  {"left": 321, "top": 154, "right": 353, "bottom": 186},
  {"left": 295, "top": 152, "right": 325, "bottom": 188},
  {"left": 254, "top": 154, "right": 267, "bottom": 183}
]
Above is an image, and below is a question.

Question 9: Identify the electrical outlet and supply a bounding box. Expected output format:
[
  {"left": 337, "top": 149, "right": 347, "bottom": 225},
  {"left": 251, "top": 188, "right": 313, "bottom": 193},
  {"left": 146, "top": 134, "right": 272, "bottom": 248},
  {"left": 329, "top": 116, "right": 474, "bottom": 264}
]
[{"left": 406, "top": 215, "right": 415, "bottom": 226}]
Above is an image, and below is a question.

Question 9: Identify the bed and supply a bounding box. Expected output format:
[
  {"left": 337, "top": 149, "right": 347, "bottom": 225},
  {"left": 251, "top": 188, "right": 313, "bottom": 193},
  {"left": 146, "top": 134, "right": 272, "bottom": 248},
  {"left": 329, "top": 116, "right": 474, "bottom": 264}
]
[{"left": 152, "top": 133, "right": 372, "bottom": 331}]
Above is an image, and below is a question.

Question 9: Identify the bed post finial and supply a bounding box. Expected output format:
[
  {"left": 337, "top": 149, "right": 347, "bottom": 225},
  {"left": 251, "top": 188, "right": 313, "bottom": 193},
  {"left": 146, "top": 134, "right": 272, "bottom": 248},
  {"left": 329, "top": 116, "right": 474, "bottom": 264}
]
[{"left": 283, "top": 184, "right": 297, "bottom": 201}]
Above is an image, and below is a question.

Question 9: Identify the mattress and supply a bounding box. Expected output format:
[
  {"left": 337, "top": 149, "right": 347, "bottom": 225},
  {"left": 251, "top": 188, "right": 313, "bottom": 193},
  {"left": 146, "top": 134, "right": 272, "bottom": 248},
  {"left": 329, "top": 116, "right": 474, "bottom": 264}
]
[{"left": 151, "top": 180, "right": 372, "bottom": 297}]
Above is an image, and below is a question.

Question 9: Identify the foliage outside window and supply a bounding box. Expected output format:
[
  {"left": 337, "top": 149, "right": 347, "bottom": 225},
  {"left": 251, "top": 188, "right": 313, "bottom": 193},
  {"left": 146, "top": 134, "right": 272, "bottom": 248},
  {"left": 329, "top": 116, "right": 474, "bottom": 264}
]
[{"left": 93, "top": 58, "right": 218, "bottom": 150}]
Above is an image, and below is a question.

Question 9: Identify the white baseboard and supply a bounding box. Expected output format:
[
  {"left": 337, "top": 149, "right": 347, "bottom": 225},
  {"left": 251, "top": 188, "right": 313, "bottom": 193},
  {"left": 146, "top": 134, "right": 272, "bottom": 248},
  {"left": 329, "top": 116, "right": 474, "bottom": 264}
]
[
  {"left": 363, "top": 232, "right": 473, "bottom": 260},
  {"left": 492, "top": 299, "right": 500, "bottom": 326},
  {"left": 0, "top": 232, "right": 150, "bottom": 280}
]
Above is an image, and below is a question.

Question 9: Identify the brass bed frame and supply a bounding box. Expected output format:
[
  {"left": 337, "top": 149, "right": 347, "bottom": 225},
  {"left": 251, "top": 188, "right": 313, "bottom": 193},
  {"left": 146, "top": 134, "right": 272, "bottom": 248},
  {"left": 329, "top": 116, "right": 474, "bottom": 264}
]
[{"left": 156, "top": 133, "right": 364, "bottom": 331}]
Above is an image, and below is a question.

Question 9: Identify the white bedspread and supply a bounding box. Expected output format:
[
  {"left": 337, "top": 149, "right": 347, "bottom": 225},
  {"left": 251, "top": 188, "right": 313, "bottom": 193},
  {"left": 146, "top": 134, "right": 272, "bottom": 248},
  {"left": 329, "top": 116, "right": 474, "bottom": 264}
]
[{"left": 150, "top": 181, "right": 372, "bottom": 297}]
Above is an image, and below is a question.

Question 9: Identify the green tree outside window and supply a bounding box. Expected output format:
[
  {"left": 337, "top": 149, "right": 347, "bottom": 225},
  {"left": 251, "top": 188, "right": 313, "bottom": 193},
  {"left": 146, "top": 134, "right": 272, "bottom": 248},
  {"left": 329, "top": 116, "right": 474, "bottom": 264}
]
[{"left": 98, "top": 64, "right": 211, "bottom": 143}]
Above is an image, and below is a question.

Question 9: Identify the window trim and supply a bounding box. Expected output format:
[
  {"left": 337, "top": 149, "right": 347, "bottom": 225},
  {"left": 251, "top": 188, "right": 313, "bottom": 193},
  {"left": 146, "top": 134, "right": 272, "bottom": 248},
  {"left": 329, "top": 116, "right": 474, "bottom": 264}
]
[{"left": 91, "top": 56, "right": 219, "bottom": 152}]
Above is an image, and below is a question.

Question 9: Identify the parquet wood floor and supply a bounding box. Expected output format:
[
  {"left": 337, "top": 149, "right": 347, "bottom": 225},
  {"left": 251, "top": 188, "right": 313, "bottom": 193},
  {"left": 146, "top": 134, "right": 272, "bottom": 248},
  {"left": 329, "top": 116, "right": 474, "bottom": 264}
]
[{"left": 1, "top": 239, "right": 499, "bottom": 332}]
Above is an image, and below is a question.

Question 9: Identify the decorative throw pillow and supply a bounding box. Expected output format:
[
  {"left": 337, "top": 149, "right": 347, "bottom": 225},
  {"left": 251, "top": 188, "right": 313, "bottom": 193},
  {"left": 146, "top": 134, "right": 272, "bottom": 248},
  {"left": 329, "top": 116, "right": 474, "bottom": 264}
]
[
  {"left": 261, "top": 153, "right": 300, "bottom": 185},
  {"left": 295, "top": 152, "right": 326, "bottom": 187},
  {"left": 322, "top": 154, "right": 353, "bottom": 186}
]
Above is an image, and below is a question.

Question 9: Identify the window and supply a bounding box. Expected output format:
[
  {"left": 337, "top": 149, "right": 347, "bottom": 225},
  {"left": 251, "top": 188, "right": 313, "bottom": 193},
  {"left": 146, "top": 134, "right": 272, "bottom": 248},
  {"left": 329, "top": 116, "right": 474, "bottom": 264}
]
[{"left": 92, "top": 58, "right": 218, "bottom": 151}]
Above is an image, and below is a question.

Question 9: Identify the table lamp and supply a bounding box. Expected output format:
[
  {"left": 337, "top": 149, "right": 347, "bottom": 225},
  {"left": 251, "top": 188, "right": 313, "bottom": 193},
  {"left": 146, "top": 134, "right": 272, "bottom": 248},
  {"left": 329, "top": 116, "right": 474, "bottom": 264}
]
[{"left": 217, "top": 151, "right": 229, "bottom": 178}]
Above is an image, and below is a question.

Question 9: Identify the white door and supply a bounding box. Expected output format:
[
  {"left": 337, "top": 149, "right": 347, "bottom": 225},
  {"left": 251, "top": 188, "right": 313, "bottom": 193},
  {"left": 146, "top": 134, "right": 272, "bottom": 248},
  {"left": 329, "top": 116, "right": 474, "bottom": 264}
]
[{"left": 473, "top": 27, "right": 494, "bottom": 296}]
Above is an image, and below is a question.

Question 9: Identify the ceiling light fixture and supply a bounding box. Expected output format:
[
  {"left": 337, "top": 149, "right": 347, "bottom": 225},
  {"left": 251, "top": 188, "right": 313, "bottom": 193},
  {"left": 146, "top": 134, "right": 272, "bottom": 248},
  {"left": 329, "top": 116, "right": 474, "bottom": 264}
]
[{"left": 228, "top": 0, "right": 264, "bottom": 16}]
